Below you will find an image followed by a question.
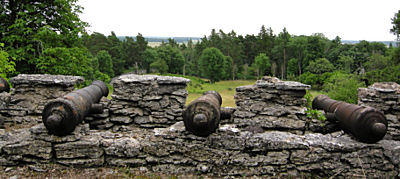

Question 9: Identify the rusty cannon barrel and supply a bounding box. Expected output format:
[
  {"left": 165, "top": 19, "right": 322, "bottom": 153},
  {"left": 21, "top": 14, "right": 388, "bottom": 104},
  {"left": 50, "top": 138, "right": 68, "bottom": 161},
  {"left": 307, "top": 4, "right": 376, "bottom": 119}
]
[
  {"left": 312, "top": 95, "right": 387, "bottom": 143},
  {"left": 42, "top": 80, "right": 109, "bottom": 136},
  {"left": 0, "top": 77, "right": 10, "bottom": 93},
  {"left": 183, "top": 91, "right": 222, "bottom": 137}
]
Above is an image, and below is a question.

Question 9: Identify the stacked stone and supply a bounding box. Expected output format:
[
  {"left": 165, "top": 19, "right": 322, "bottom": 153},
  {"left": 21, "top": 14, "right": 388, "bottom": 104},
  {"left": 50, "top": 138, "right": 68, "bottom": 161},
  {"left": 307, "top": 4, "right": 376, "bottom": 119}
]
[
  {"left": 358, "top": 82, "right": 400, "bottom": 140},
  {"left": 2, "top": 74, "right": 84, "bottom": 124},
  {"left": 88, "top": 74, "right": 190, "bottom": 130},
  {"left": 0, "top": 92, "right": 10, "bottom": 127},
  {"left": 233, "top": 76, "right": 313, "bottom": 134},
  {"left": 1, "top": 122, "right": 399, "bottom": 177}
]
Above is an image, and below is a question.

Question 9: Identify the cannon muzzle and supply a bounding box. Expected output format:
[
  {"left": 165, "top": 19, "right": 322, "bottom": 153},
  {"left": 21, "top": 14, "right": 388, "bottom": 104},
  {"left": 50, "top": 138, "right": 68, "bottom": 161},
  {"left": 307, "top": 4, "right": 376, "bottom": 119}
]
[
  {"left": 183, "top": 91, "right": 222, "bottom": 137},
  {"left": 0, "top": 77, "right": 10, "bottom": 93},
  {"left": 312, "top": 95, "right": 387, "bottom": 143},
  {"left": 42, "top": 80, "right": 109, "bottom": 136}
]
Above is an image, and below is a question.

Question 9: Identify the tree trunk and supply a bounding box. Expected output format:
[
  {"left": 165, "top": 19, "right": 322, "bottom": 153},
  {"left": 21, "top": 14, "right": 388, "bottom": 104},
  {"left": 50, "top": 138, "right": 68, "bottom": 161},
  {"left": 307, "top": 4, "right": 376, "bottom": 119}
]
[
  {"left": 183, "top": 63, "right": 186, "bottom": 76},
  {"left": 283, "top": 47, "right": 287, "bottom": 79},
  {"left": 298, "top": 52, "right": 302, "bottom": 76}
]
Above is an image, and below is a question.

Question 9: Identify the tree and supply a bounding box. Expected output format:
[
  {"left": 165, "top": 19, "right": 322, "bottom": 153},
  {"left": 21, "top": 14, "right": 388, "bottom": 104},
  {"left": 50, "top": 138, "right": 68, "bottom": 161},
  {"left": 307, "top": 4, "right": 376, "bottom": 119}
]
[
  {"left": 0, "top": 0, "right": 88, "bottom": 74},
  {"left": 96, "top": 50, "right": 114, "bottom": 77},
  {"left": 287, "top": 58, "right": 298, "bottom": 76},
  {"left": 307, "top": 58, "right": 334, "bottom": 74},
  {"left": 391, "top": 10, "right": 400, "bottom": 41},
  {"left": 156, "top": 45, "right": 184, "bottom": 74},
  {"left": 182, "top": 39, "right": 196, "bottom": 76},
  {"left": 199, "top": 47, "right": 227, "bottom": 83},
  {"left": 107, "top": 32, "right": 125, "bottom": 75},
  {"left": 288, "top": 36, "right": 308, "bottom": 75},
  {"left": 150, "top": 59, "right": 168, "bottom": 74},
  {"left": 278, "top": 27, "right": 290, "bottom": 79},
  {"left": 36, "top": 47, "right": 95, "bottom": 81},
  {"left": 253, "top": 53, "right": 271, "bottom": 79},
  {"left": 337, "top": 55, "right": 354, "bottom": 73},
  {"left": 142, "top": 48, "right": 158, "bottom": 73},
  {"left": 83, "top": 32, "right": 109, "bottom": 55},
  {"left": 0, "top": 43, "right": 16, "bottom": 79},
  {"left": 364, "top": 53, "right": 391, "bottom": 72}
]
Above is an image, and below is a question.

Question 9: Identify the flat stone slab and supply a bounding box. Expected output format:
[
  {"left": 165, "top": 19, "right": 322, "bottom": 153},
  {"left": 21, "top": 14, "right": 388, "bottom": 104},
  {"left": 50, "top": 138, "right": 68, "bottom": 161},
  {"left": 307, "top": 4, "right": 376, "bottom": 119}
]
[
  {"left": 112, "top": 74, "right": 190, "bottom": 85},
  {"left": 369, "top": 82, "right": 400, "bottom": 93},
  {"left": 256, "top": 80, "right": 311, "bottom": 90},
  {"left": 10, "top": 74, "right": 84, "bottom": 87}
]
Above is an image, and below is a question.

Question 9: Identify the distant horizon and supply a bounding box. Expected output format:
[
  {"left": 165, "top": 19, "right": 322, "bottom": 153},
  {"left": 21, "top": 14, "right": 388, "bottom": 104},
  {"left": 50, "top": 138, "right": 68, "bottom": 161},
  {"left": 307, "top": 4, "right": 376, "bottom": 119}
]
[{"left": 114, "top": 35, "right": 397, "bottom": 43}]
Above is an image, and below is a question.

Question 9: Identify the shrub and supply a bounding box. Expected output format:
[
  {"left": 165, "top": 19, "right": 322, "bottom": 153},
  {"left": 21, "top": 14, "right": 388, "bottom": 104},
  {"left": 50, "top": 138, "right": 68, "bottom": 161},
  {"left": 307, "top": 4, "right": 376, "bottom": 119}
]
[{"left": 322, "top": 72, "right": 365, "bottom": 104}]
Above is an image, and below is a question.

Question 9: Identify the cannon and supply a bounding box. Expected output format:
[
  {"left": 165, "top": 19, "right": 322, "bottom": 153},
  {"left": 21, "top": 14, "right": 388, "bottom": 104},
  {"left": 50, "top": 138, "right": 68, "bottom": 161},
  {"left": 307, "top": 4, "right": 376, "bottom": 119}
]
[
  {"left": 0, "top": 77, "right": 10, "bottom": 93},
  {"left": 183, "top": 91, "right": 223, "bottom": 137},
  {"left": 312, "top": 95, "right": 387, "bottom": 143},
  {"left": 42, "top": 80, "right": 109, "bottom": 136}
]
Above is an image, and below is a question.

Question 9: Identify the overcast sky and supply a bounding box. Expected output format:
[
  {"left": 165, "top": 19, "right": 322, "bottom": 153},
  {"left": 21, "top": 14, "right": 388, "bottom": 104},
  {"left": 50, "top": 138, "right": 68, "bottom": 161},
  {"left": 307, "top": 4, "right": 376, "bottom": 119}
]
[{"left": 78, "top": 0, "right": 400, "bottom": 41}]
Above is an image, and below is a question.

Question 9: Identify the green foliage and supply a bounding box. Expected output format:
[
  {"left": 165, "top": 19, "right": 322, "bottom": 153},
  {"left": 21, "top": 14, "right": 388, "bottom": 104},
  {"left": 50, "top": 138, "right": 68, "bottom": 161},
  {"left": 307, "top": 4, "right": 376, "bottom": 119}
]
[
  {"left": 0, "top": 43, "right": 16, "bottom": 79},
  {"left": 299, "top": 72, "right": 319, "bottom": 86},
  {"left": 391, "top": 10, "right": 400, "bottom": 41},
  {"left": 364, "top": 53, "right": 392, "bottom": 71},
  {"left": 304, "top": 90, "right": 326, "bottom": 121},
  {"left": 223, "top": 56, "right": 233, "bottom": 80},
  {"left": 307, "top": 58, "right": 334, "bottom": 74},
  {"left": 322, "top": 72, "right": 365, "bottom": 104},
  {"left": 93, "top": 70, "right": 111, "bottom": 83},
  {"left": 254, "top": 53, "right": 271, "bottom": 79},
  {"left": 299, "top": 71, "right": 335, "bottom": 89},
  {"left": 365, "top": 64, "right": 400, "bottom": 84},
  {"left": 1, "top": 0, "right": 88, "bottom": 73},
  {"left": 143, "top": 48, "right": 159, "bottom": 72},
  {"left": 36, "top": 47, "right": 95, "bottom": 80},
  {"left": 150, "top": 59, "right": 168, "bottom": 74},
  {"left": 363, "top": 53, "right": 400, "bottom": 84},
  {"left": 156, "top": 45, "right": 184, "bottom": 74},
  {"left": 199, "top": 47, "right": 227, "bottom": 83},
  {"left": 337, "top": 55, "right": 354, "bottom": 73},
  {"left": 96, "top": 50, "right": 114, "bottom": 77},
  {"left": 287, "top": 58, "right": 298, "bottom": 76}
]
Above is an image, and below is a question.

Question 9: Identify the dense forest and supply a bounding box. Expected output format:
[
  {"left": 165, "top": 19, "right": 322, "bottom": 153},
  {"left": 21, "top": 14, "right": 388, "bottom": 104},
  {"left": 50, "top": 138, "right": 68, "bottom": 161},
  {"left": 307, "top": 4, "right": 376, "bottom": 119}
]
[{"left": 1, "top": 0, "right": 400, "bottom": 103}]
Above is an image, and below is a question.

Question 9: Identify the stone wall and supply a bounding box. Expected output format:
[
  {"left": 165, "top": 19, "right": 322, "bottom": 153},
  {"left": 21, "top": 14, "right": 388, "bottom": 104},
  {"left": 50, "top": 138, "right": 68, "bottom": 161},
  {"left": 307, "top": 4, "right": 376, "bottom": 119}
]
[
  {"left": 233, "top": 77, "right": 337, "bottom": 134},
  {"left": 0, "top": 122, "right": 399, "bottom": 177},
  {"left": 85, "top": 74, "right": 190, "bottom": 131},
  {"left": 358, "top": 82, "right": 400, "bottom": 140},
  {"left": 0, "top": 74, "right": 399, "bottom": 177},
  {"left": 0, "top": 74, "right": 84, "bottom": 125}
]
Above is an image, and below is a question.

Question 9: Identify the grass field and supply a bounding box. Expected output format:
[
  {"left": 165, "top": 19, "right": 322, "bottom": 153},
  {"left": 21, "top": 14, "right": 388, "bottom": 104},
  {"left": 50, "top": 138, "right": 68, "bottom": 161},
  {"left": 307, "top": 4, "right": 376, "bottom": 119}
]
[
  {"left": 185, "top": 78, "right": 324, "bottom": 107},
  {"left": 186, "top": 80, "right": 256, "bottom": 107}
]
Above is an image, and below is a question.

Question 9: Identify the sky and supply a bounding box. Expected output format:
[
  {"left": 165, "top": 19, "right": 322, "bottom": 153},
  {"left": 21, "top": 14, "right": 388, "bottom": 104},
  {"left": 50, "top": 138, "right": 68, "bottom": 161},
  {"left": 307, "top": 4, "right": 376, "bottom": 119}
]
[{"left": 78, "top": 0, "right": 400, "bottom": 41}]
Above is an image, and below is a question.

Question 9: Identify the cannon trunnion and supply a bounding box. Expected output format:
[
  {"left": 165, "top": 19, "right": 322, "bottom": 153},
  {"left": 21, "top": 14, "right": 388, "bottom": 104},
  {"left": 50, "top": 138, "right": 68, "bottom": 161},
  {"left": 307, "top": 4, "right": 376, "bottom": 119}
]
[
  {"left": 42, "top": 80, "right": 109, "bottom": 136},
  {"left": 312, "top": 95, "right": 387, "bottom": 143},
  {"left": 183, "top": 91, "right": 222, "bottom": 137}
]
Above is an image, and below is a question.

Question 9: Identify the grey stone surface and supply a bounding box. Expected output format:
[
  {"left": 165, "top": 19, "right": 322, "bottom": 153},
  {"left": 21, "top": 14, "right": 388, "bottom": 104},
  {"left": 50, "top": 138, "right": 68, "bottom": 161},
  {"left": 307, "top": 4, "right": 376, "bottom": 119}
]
[
  {"left": 106, "top": 74, "right": 189, "bottom": 128},
  {"left": 233, "top": 76, "right": 320, "bottom": 134},
  {"left": 3, "top": 74, "right": 83, "bottom": 125},
  {"left": 10, "top": 74, "right": 84, "bottom": 87}
]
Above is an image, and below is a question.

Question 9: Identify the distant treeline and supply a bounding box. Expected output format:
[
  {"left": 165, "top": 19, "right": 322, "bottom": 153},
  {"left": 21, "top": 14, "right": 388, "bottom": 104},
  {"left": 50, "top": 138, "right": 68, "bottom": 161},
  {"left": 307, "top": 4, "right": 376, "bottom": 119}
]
[
  {"left": 1, "top": 1, "right": 399, "bottom": 104},
  {"left": 341, "top": 40, "right": 398, "bottom": 47},
  {"left": 117, "top": 36, "right": 202, "bottom": 43}
]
